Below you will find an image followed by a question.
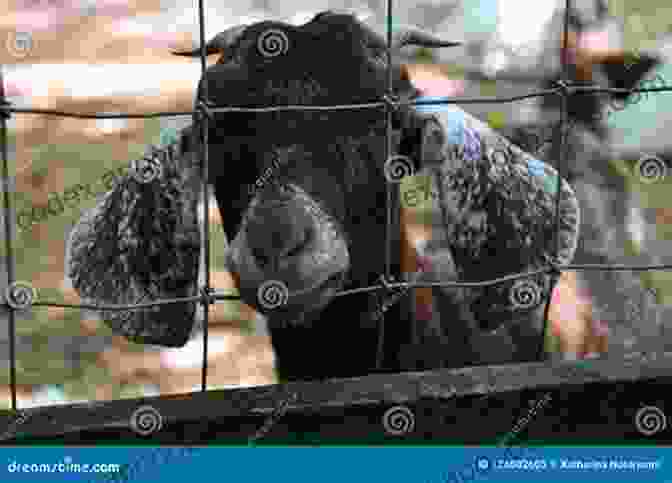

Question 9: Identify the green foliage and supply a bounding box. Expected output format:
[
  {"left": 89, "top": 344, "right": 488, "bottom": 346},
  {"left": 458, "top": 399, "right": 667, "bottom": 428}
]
[{"left": 414, "top": 47, "right": 436, "bottom": 63}]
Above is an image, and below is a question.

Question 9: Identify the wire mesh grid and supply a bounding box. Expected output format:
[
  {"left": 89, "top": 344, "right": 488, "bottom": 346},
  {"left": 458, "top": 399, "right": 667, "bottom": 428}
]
[{"left": 1, "top": 0, "right": 672, "bottom": 416}]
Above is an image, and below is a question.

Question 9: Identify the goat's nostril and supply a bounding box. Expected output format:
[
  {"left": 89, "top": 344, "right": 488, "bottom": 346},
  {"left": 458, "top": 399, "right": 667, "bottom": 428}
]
[
  {"left": 284, "top": 227, "right": 311, "bottom": 258},
  {"left": 246, "top": 203, "right": 315, "bottom": 266},
  {"left": 251, "top": 247, "right": 272, "bottom": 267}
]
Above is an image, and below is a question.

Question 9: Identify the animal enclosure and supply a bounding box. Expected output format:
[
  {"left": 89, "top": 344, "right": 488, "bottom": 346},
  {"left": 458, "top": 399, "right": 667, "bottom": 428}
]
[{"left": 1, "top": 0, "right": 672, "bottom": 444}]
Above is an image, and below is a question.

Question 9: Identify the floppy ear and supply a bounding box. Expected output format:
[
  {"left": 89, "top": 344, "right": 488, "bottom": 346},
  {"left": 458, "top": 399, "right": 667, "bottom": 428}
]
[
  {"left": 398, "top": 99, "right": 582, "bottom": 365},
  {"left": 66, "top": 126, "right": 203, "bottom": 347},
  {"left": 394, "top": 64, "right": 463, "bottom": 172}
]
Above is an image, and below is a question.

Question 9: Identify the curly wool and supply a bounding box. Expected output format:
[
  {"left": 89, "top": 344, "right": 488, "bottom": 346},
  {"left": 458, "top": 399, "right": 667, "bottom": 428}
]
[{"left": 66, "top": 132, "right": 202, "bottom": 347}]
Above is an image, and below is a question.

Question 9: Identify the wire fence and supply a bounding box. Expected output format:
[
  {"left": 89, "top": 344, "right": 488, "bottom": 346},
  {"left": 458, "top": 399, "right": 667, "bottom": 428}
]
[{"left": 1, "top": 0, "right": 672, "bottom": 418}]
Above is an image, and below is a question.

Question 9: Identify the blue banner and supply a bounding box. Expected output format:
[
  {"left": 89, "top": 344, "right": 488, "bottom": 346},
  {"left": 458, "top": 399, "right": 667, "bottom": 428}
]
[{"left": 0, "top": 446, "right": 668, "bottom": 482}]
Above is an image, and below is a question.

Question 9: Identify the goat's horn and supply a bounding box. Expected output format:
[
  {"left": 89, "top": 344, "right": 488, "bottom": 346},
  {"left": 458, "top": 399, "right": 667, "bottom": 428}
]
[
  {"left": 171, "top": 25, "right": 248, "bottom": 57},
  {"left": 391, "top": 27, "right": 462, "bottom": 49}
]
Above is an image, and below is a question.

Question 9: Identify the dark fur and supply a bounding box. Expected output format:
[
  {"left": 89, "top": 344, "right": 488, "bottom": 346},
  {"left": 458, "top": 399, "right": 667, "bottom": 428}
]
[
  {"left": 68, "top": 11, "right": 578, "bottom": 383},
  {"left": 196, "top": 13, "right": 435, "bottom": 381}
]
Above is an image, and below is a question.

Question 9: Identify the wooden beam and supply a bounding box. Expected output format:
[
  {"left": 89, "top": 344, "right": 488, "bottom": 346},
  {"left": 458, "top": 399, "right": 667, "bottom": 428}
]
[{"left": 3, "top": 351, "right": 671, "bottom": 441}]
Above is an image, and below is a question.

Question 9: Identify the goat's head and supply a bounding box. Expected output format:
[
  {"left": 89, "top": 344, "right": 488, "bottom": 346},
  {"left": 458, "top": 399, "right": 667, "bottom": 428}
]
[{"left": 173, "top": 11, "right": 460, "bottom": 327}]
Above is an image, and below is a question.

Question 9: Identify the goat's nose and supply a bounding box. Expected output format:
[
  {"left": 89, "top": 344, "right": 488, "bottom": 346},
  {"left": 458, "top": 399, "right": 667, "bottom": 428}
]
[{"left": 245, "top": 201, "right": 313, "bottom": 269}]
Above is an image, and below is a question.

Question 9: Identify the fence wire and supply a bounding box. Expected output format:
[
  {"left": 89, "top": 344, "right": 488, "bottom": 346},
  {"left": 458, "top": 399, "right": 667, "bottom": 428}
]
[{"left": 0, "top": 0, "right": 671, "bottom": 416}]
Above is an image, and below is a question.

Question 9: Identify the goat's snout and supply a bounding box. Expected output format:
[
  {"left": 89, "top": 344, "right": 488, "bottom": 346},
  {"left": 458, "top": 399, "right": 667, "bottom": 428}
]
[
  {"left": 245, "top": 201, "right": 314, "bottom": 270},
  {"left": 225, "top": 189, "right": 350, "bottom": 320}
]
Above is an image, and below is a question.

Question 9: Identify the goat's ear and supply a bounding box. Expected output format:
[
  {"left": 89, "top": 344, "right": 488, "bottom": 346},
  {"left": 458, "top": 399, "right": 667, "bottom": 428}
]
[
  {"left": 395, "top": 111, "right": 445, "bottom": 174},
  {"left": 417, "top": 116, "right": 446, "bottom": 166},
  {"left": 395, "top": 65, "right": 451, "bottom": 171}
]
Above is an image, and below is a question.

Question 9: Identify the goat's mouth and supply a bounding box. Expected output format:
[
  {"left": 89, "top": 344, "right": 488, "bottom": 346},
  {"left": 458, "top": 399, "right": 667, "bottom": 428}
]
[
  {"left": 225, "top": 228, "right": 350, "bottom": 323},
  {"left": 276, "top": 269, "right": 347, "bottom": 318},
  {"left": 230, "top": 264, "right": 348, "bottom": 325}
]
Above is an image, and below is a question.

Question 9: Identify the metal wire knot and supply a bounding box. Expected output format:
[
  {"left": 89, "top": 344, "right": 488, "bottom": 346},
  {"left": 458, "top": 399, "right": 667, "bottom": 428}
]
[
  {"left": 553, "top": 79, "right": 573, "bottom": 98},
  {"left": 0, "top": 100, "right": 11, "bottom": 120},
  {"left": 200, "top": 286, "right": 215, "bottom": 305},
  {"left": 382, "top": 94, "right": 400, "bottom": 113},
  {"left": 195, "top": 99, "right": 214, "bottom": 123}
]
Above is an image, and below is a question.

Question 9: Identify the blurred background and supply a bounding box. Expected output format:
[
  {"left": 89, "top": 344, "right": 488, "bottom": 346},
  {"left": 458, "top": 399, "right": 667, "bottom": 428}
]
[{"left": 0, "top": 0, "right": 670, "bottom": 409}]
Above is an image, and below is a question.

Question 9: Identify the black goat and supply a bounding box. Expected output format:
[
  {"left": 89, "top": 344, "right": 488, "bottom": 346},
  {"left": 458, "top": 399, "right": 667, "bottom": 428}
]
[{"left": 67, "top": 11, "right": 580, "bottom": 382}]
